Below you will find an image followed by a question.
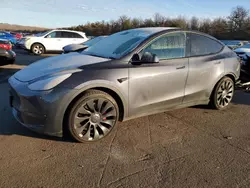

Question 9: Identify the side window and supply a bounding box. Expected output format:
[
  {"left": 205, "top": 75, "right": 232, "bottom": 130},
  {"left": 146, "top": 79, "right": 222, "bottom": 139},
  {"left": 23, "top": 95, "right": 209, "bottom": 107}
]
[
  {"left": 46, "top": 31, "right": 57, "bottom": 38},
  {"left": 60, "top": 32, "right": 82, "bottom": 38},
  {"left": 55, "top": 31, "right": 62, "bottom": 38},
  {"left": 61, "top": 32, "right": 72, "bottom": 38},
  {"left": 142, "top": 32, "right": 186, "bottom": 60},
  {"left": 0, "top": 32, "right": 5, "bottom": 36},
  {"left": 72, "top": 33, "right": 83, "bottom": 38},
  {"left": 188, "top": 33, "right": 223, "bottom": 57}
]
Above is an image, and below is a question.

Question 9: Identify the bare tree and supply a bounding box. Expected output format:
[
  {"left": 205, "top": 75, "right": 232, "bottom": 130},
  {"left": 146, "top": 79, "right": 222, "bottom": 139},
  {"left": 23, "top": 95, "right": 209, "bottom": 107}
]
[
  {"left": 190, "top": 16, "right": 199, "bottom": 30},
  {"left": 153, "top": 13, "right": 166, "bottom": 26},
  {"left": 228, "top": 6, "right": 249, "bottom": 32},
  {"left": 60, "top": 6, "right": 250, "bottom": 40},
  {"left": 118, "top": 15, "right": 131, "bottom": 30},
  {"left": 143, "top": 18, "right": 155, "bottom": 27},
  {"left": 211, "top": 18, "right": 228, "bottom": 36},
  {"left": 199, "top": 19, "right": 212, "bottom": 34}
]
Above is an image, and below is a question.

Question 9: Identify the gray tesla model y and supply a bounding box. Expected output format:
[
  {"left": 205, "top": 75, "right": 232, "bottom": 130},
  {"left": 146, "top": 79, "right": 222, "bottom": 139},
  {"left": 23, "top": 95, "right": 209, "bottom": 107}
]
[{"left": 9, "top": 27, "right": 241, "bottom": 142}]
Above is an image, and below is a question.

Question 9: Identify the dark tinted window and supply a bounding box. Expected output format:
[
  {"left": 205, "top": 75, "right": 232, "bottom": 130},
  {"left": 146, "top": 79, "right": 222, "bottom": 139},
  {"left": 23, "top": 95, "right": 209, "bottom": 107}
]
[
  {"left": 0, "top": 40, "right": 10, "bottom": 44},
  {"left": 142, "top": 32, "right": 186, "bottom": 60},
  {"left": 61, "top": 32, "right": 83, "bottom": 38},
  {"left": 72, "top": 33, "right": 83, "bottom": 38},
  {"left": 188, "top": 33, "right": 223, "bottom": 57}
]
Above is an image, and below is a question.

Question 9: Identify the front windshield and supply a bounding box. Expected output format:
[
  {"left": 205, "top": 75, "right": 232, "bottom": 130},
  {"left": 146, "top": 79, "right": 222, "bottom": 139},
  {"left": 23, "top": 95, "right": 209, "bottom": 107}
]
[
  {"left": 83, "top": 36, "right": 106, "bottom": 46},
  {"left": 82, "top": 29, "right": 156, "bottom": 59}
]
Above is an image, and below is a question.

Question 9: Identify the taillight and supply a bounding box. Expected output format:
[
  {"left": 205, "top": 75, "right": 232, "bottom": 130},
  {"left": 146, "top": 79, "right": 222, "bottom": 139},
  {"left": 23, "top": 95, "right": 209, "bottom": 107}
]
[{"left": 0, "top": 44, "right": 11, "bottom": 50}]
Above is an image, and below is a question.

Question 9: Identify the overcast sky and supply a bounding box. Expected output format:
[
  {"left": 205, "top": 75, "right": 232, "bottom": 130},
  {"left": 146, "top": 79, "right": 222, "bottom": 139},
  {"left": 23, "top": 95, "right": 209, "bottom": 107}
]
[{"left": 1, "top": 0, "right": 250, "bottom": 28}]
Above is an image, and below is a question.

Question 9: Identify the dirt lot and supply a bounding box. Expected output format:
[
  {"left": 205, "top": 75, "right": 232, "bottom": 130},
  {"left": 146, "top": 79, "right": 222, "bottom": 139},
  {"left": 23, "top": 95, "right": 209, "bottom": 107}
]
[{"left": 1, "top": 49, "right": 250, "bottom": 188}]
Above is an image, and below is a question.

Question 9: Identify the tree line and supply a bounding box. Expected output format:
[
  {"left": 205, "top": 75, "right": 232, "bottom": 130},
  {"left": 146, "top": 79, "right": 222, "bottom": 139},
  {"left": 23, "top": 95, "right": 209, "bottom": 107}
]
[{"left": 62, "top": 6, "right": 250, "bottom": 40}]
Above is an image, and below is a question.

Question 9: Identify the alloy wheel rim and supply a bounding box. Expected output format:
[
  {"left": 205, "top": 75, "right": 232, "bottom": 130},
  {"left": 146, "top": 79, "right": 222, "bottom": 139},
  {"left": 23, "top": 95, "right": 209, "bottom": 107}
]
[
  {"left": 217, "top": 80, "right": 234, "bottom": 108},
  {"left": 73, "top": 98, "right": 117, "bottom": 141},
  {"left": 33, "top": 45, "right": 43, "bottom": 54}
]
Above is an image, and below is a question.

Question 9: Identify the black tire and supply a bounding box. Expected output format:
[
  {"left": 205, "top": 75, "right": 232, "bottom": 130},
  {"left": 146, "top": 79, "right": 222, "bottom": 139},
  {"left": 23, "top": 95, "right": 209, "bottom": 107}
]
[
  {"left": 9, "top": 59, "right": 15, "bottom": 64},
  {"left": 31, "top": 43, "right": 45, "bottom": 55},
  {"left": 0, "top": 57, "right": 14, "bottom": 66},
  {"left": 209, "top": 76, "right": 235, "bottom": 110},
  {"left": 66, "top": 89, "right": 119, "bottom": 143}
]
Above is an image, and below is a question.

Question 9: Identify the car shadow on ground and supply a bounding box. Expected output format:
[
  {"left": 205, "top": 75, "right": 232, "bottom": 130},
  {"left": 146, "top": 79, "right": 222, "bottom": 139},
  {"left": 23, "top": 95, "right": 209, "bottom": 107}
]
[
  {"left": 190, "top": 91, "right": 250, "bottom": 110},
  {"left": 0, "top": 112, "right": 75, "bottom": 143},
  {"left": 0, "top": 65, "right": 24, "bottom": 83},
  {"left": 232, "top": 90, "right": 250, "bottom": 105}
]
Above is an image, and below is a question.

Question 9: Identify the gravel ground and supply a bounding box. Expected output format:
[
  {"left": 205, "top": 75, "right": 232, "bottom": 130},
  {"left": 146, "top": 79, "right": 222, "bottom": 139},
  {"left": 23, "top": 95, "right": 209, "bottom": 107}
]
[{"left": 1, "top": 49, "right": 250, "bottom": 188}]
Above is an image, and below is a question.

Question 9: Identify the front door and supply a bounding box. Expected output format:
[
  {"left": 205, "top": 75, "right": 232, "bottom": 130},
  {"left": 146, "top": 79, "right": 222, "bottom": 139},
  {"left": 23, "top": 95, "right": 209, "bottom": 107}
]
[
  {"left": 42, "top": 31, "right": 65, "bottom": 51},
  {"left": 128, "top": 32, "right": 188, "bottom": 117}
]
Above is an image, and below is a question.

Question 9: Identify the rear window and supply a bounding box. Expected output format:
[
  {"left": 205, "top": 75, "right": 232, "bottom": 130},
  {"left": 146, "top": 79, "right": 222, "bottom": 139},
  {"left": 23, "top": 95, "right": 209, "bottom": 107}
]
[
  {"left": 187, "top": 33, "right": 223, "bottom": 57},
  {"left": 61, "top": 32, "right": 83, "bottom": 38},
  {"left": 0, "top": 40, "right": 10, "bottom": 44}
]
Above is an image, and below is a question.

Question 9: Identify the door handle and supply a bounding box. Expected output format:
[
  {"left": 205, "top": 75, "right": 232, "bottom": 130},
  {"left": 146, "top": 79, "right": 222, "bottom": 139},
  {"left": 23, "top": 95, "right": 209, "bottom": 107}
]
[
  {"left": 214, "top": 61, "right": 221, "bottom": 64},
  {"left": 176, "top": 66, "right": 185, "bottom": 69}
]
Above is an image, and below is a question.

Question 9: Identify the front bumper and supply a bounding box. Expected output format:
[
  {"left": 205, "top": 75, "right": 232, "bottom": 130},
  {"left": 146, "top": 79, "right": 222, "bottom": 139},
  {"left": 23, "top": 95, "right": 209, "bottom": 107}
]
[
  {"left": 12, "top": 108, "right": 45, "bottom": 134},
  {"left": 8, "top": 76, "right": 78, "bottom": 137}
]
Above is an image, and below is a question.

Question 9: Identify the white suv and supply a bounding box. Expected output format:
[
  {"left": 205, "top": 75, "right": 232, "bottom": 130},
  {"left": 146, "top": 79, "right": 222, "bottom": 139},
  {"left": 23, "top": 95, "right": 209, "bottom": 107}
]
[{"left": 20, "top": 30, "right": 89, "bottom": 55}]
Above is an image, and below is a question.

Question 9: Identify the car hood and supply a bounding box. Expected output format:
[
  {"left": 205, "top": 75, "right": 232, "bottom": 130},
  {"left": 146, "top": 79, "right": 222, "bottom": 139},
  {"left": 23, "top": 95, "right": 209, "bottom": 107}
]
[
  {"left": 234, "top": 48, "right": 250, "bottom": 53},
  {"left": 63, "top": 44, "right": 87, "bottom": 52},
  {"left": 14, "top": 53, "right": 109, "bottom": 82}
]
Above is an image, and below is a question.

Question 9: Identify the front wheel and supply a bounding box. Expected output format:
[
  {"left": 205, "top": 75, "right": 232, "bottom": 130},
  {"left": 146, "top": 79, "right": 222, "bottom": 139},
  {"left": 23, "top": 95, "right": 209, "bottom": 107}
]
[
  {"left": 67, "top": 90, "right": 119, "bottom": 143},
  {"left": 210, "top": 77, "right": 235, "bottom": 110},
  {"left": 31, "top": 43, "right": 45, "bottom": 55}
]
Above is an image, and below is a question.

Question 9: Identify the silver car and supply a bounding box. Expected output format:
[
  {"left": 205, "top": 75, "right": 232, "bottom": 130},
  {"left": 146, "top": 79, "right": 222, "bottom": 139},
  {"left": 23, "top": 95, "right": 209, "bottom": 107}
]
[{"left": 9, "top": 27, "right": 241, "bottom": 142}]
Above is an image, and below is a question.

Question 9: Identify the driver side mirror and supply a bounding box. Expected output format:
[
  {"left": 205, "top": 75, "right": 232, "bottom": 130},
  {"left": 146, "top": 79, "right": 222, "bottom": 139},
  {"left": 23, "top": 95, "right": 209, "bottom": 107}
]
[{"left": 131, "top": 52, "right": 159, "bottom": 65}]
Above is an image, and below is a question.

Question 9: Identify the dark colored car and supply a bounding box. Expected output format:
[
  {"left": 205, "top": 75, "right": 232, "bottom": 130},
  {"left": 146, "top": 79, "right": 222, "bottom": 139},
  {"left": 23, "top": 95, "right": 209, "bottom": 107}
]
[
  {"left": 0, "top": 48, "right": 16, "bottom": 65},
  {"left": 9, "top": 27, "right": 240, "bottom": 143},
  {"left": 240, "top": 53, "right": 250, "bottom": 79}
]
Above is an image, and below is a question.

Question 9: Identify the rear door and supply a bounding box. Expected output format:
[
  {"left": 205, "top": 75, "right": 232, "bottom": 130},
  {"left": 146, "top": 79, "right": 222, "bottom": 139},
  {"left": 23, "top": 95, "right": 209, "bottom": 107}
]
[
  {"left": 71, "top": 32, "right": 87, "bottom": 44},
  {"left": 183, "top": 32, "right": 225, "bottom": 103},
  {"left": 60, "top": 32, "right": 85, "bottom": 48}
]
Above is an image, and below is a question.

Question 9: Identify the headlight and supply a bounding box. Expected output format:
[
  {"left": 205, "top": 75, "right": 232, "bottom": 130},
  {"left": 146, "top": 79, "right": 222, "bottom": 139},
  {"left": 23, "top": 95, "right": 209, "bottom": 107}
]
[{"left": 28, "top": 73, "right": 72, "bottom": 91}]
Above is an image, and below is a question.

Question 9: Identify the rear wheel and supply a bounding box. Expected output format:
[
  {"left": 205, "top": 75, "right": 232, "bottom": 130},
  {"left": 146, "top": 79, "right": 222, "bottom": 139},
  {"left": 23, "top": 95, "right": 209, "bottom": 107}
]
[
  {"left": 31, "top": 43, "right": 45, "bottom": 55},
  {"left": 67, "top": 90, "right": 119, "bottom": 143},
  {"left": 210, "top": 77, "right": 234, "bottom": 110}
]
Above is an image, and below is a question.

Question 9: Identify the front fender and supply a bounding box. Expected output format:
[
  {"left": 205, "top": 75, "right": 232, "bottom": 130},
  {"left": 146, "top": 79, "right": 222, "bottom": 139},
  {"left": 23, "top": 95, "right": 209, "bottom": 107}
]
[{"left": 65, "top": 80, "right": 128, "bottom": 120}]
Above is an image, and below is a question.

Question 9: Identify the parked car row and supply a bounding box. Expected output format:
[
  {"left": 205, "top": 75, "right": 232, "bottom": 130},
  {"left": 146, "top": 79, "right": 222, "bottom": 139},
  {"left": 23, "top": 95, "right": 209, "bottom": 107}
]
[{"left": 221, "top": 40, "right": 249, "bottom": 50}]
